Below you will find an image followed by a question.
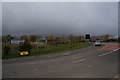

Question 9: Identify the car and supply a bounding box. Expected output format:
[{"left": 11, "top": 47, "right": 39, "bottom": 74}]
[{"left": 94, "top": 40, "right": 102, "bottom": 46}]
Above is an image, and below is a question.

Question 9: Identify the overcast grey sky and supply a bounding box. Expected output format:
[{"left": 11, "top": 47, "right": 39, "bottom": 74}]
[{"left": 2, "top": 2, "right": 118, "bottom": 37}]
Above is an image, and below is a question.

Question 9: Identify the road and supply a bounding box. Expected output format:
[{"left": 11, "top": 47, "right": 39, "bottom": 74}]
[{"left": 2, "top": 43, "right": 120, "bottom": 78}]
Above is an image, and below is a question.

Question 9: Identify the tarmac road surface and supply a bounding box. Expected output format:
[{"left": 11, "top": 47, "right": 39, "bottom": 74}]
[{"left": 2, "top": 43, "right": 120, "bottom": 78}]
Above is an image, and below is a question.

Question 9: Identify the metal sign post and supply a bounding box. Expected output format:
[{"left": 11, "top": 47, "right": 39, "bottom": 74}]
[
  {"left": 85, "top": 33, "right": 91, "bottom": 43},
  {"left": 36, "top": 38, "right": 47, "bottom": 49},
  {"left": 36, "top": 39, "right": 39, "bottom": 52}
]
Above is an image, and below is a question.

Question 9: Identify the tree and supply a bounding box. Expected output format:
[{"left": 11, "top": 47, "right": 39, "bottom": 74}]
[
  {"left": 73, "top": 36, "right": 79, "bottom": 42},
  {"left": 19, "top": 40, "right": 32, "bottom": 52},
  {"left": 78, "top": 35, "right": 82, "bottom": 41},
  {"left": 55, "top": 37, "right": 63, "bottom": 42},
  {"left": 48, "top": 35, "right": 55, "bottom": 40},
  {"left": 20, "top": 35, "right": 29, "bottom": 41},
  {"left": 6, "top": 34, "right": 13, "bottom": 42},
  {"left": 55, "top": 37, "right": 59, "bottom": 42},
  {"left": 3, "top": 45, "right": 11, "bottom": 55},
  {"left": 29, "top": 35, "right": 39, "bottom": 42},
  {"left": 2, "top": 36, "right": 6, "bottom": 42},
  {"left": 59, "top": 37, "right": 63, "bottom": 41},
  {"left": 68, "top": 34, "right": 74, "bottom": 41},
  {"left": 104, "top": 34, "right": 109, "bottom": 39}
]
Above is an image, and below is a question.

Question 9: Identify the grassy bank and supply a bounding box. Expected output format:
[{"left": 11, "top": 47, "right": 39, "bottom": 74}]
[{"left": 2, "top": 42, "right": 93, "bottom": 59}]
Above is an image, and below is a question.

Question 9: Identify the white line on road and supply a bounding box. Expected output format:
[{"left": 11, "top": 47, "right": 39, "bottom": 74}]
[
  {"left": 113, "top": 48, "right": 120, "bottom": 51},
  {"left": 72, "top": 59, "right": 86, "bottom": 63},
  {"left": 99, "top": 48, "right": 120, "bottom": 57},
  {"left": 99, "top": 51, "right": 113, "bottom": 57},
  {"left": 72, "top": 56, "right": 81, "bottom": 59},
  {"left": 88, "top": 64, "right": 92, "bottom": 68},
  {"left": 62, "top": 53, "right": 71, "bottom": 56}
]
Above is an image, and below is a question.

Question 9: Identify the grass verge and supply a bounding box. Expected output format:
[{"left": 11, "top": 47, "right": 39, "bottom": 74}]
[{"left": 2, "top": 42, "right": 93, "bottom": 59}]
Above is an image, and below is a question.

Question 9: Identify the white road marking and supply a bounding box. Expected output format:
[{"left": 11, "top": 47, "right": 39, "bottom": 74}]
[
  {"left": 72, "top": 56, "right": 81, "bottom": 59},
  {"left": 72, "top": 59, "right": 86, "bottom": 63},
  {"left": 88, "top": 64, "right": 92, "bottom": 68},
  {"left": 62, "top": 53, "right": 71, "bottom": 56},
  {"left": 99, "top": 51, "right": 112, "bottom": 57},
  {"left": 113, "top": 48, "right": 120, "bottom": 51},
  {"left": 99, "top": 48, "right": 120, "bottom": 57}
]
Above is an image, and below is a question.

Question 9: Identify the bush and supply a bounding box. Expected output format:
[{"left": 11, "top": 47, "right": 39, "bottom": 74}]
[
  {"left": 19, "top": 40, "right": 32, "bottom": 52},
  {"left": 3, "top": 45, "right": 11, "bottom": 55}
]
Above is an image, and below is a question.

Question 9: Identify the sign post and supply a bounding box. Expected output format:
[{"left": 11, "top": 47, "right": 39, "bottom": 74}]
[
  {"left": 85, "top": 33, "right": 91, "bottom": 43},
  {"left": 36, "top": 38, "right": 47, "bottom": 50},
  {"left": 20, "top": 51, "right": 29, "bottom": 56}
]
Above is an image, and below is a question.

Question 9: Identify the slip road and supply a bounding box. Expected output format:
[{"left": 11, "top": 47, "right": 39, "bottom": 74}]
[{"left": 2, "top": 43, "right": 119, "bottom": 78}]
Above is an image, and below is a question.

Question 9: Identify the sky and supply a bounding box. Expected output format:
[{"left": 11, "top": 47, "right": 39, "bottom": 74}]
[{"left": 2, "top": 2, "right": 118, "bottom": 37}]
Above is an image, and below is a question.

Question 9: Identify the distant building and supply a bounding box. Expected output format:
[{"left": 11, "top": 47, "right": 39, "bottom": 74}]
[{"left": 10, "top": 40, "right": 25, "bottom": 44}]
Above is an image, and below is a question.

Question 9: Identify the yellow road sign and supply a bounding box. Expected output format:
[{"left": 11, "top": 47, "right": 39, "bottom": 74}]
[{"left": 20, "top": 51, "right": 29, "bottom": 55}]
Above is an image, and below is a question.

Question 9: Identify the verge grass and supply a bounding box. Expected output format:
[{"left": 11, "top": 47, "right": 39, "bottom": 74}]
[{"left": 2, "top": 42, "right": 93, "bottom": 59}]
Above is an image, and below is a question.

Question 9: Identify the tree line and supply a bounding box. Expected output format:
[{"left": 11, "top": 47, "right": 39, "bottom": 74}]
[{"left": 2, "top": 34, "right": 119, "bottom": 43}]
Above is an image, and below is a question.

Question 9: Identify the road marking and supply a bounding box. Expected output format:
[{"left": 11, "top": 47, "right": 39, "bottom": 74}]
[
  {"left": 72, "top": 57, "right": 81, "bottom": 59},
  {"left": 99, "top": 51, "right": 113, "bottom": 57},
  {"left": 99, "top": 48, "right": 120, "bottom": 57},
  {"left": 62, "top": 53, "right": 71, "bottom": 56},
  {"left": 113, "top": 48, "right": 120, "bottom": 51},
  {"left": 98, "top": 43, "right": 120, "bottom": 51},
  {"left": 88, "top": 64, "right": 92, "bottom": 68},
  {"left": 72, "top": 59, "right": 86, "bottom": 63}
]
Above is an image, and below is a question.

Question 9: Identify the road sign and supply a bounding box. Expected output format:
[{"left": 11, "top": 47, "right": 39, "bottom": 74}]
[
  {"left": 85, "top": 34, "right": 90, "bottom": 39},
  {"left": 10, "top": 40, "right": 25, "bottom": 44},
  {"left": 36, "top": 38, "right": 47, "bottom": 43},
  {"left": 20, "top": 51, "right": 29, "bottom": 55}
]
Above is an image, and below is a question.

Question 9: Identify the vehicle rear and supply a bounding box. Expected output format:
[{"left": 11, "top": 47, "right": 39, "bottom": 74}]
[{"left": 94, "top": 40, "right": 102, "bottom": 46}]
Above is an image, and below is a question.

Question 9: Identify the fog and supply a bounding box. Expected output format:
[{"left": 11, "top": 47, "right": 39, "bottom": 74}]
[{"left": 2, "top": 2, "right": 118, "bottom": 37}]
